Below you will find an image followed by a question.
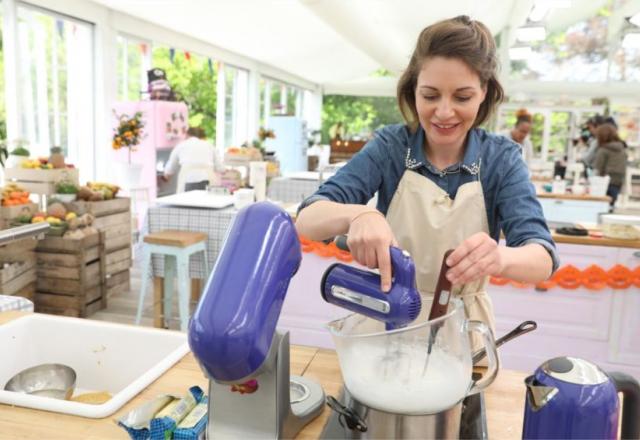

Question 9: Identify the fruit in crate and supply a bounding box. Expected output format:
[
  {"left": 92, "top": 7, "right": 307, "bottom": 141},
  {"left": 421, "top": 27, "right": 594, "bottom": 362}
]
[
  {"left": 86, "top": 182, "right": 120, "bottom": 200},
  {"left": 1, "top": 183, "right": 31, "bottom": 206},
  {"left": 47, "top": 202, "right": 67, "bottom": 220},
  {"left": 20, "top": 159, "right": 53, "bottom": 169},
  {"left": 45, "top": 216, "right": 63, "bottom": 225}
]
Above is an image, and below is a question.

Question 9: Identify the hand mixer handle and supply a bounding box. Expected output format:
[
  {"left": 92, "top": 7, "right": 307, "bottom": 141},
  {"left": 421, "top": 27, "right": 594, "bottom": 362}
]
[
  {"left": 333, "top": 236, "right": 415, "bottom": 289},
  {"left": 389, "top": 246, "right": 416, "bottom": 288}
]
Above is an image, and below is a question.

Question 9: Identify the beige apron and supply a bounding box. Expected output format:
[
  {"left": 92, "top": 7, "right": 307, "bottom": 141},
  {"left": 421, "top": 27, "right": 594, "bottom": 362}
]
[{"left": 385, "top": 168, "right": 496, "bottom": 356}]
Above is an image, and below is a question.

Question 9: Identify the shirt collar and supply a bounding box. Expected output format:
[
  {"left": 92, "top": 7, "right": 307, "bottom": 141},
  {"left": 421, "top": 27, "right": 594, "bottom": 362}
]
[{"left": 406, "top": 126, "right": 482, "bottom": 176}]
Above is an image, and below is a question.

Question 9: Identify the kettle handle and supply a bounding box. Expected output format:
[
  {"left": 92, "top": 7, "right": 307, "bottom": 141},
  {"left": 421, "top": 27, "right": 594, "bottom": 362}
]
[
  {"left": 466, "top": 320, "right": 500, "bottom": 395},
  {"left": 608, "top": 371, "right": 640, "bottom": 440}
]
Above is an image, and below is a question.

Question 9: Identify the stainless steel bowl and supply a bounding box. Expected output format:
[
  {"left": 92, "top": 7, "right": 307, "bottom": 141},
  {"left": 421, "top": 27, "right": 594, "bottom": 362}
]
[{"left": 4, "top": 363, "right": 76, "bottom": 400}]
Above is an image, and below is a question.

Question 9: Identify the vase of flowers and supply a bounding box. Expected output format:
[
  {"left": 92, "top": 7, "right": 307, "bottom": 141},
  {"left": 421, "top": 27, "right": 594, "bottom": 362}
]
[{"left": 113, "top": 111, "right": 146, "bottom": 188}]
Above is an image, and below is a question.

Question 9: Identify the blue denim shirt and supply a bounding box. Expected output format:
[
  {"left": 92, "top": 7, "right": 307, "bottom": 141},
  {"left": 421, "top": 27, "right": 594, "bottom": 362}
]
[{"left": 301, "top": 124, "right": 559, "bottom": 272}]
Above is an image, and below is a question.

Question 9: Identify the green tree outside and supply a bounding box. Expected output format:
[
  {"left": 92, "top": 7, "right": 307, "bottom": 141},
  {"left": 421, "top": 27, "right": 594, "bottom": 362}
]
[
  {"left": 321, "top": 95, "right": 403, "bottom": 143},
  {"left": 152, "top": 47, "right": 218, "bottom": 141}
]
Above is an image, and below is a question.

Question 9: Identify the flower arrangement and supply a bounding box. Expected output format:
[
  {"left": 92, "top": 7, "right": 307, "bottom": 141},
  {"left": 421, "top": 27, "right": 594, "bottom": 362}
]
[
  {"left": 112, "top": 111, "right": 146, "bottom": 163},
  {"left": 251, "top": 127, "right": 276, "bottom": 153}
]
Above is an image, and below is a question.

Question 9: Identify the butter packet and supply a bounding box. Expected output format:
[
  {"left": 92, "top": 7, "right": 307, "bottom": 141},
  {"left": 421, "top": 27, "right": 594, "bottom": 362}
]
[
  {"left": 172, "top": 397, "right": 208, "bottom": 440},
  {"left": 117, "top": 395, "right": 176, "bottom": 440},
  {"left": 149, "top": 386, "right": 205, "bottom": 440}
]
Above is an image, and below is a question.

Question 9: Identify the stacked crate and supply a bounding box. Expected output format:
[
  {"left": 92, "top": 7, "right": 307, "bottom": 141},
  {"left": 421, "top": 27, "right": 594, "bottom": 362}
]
[
  {"left": 68, "top": 198, "right": 132, "bottom": 298},
  {"left": 34, "top": 232, "right": 106, "bottom": 317},
  {"left": 4, "top": 168, "right": 79, "bottom": 195},
  {"left": 0, "top": 238, "right": 37, "bottom": 300},
  {"left": 0, "top": 202, "right": 39, "bottom": 229}
]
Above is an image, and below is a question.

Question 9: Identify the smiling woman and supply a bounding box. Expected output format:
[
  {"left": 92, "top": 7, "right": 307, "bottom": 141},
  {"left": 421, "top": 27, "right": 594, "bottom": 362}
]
[{"left": 295, "top": 15, "right": 558, "bottom": 355}]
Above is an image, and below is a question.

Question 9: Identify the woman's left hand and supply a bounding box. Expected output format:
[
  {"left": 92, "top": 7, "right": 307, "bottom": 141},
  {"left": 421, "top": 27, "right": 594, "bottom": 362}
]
[{"left": 445, "top": 232, "right": 505, "bottom": 285}]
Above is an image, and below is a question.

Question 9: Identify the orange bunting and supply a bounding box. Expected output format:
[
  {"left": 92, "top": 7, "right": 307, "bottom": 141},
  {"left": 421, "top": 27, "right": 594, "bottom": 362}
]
[
  {"left": 582, "top": 265, "right": 609, "bottom": 290},
  {"left": 607, "top": 265, "right": 633, "bottom": 289},
  {"left": 489, "top": 263, "right": 640, "bottom": 291},
  {"left": 297, "top": 237, "right": 640, "bottom": 290},
  {"left": 298, "top": 236, "right": 353, "bottom": 262}
]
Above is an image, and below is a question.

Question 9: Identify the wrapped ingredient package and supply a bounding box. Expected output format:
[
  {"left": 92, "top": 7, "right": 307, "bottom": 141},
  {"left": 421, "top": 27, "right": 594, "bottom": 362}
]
[{"left": 149, "top": 386, "right": 205, "bottom": 440}]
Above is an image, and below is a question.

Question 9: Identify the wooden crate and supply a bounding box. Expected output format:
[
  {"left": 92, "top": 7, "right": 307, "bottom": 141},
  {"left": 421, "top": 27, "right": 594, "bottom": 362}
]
[
  {"left": 4, "top": 168, "right": 79, "bottom": 195},
  {"left": 106, "top": 269, "right": 130, "bottom": 298},
  {"left": 0, "top": 238, "right": 38, "bottom": 264},
  {"left": 34, "top": 232, "right": 106, "bottom": 318},
  {"left": 0, "top": 202, "right": 39, "bottom": 229},
  {"left": 0, "top": 252, "right": 37, "bottom": 296},
  {"left": 68, "top": 198, "right": 132, "bottom": 274}
]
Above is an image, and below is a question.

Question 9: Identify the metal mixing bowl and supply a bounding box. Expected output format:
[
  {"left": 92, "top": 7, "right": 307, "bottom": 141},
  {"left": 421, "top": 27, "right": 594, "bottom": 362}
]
[{"left": 4, "top": 363, "right": 76, "bottom": 400}]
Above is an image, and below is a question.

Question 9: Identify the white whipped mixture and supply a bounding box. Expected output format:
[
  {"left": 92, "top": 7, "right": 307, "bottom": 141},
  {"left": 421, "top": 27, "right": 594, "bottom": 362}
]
[{"left": 341, "top": 343, "right": 471, "bottom": 414}]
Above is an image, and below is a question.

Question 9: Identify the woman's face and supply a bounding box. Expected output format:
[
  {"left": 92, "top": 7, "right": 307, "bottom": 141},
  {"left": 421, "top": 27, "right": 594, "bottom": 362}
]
[
  {"left": 415, "top": 56, "right": 486, "bottom": 152},
  {"left": 512, "top": 121, "right": 531, "bottom": 143}
]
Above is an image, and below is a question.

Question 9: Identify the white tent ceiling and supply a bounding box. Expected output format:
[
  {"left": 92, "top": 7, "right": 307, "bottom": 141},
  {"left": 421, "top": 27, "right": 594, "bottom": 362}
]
[{"left": 90, "top": 0, "right": 640, "bottom": 95}]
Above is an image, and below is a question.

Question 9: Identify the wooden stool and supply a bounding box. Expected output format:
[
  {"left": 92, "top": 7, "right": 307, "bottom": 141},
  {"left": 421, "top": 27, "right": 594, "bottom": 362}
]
[{"left": 135, "top": 230, "right": 208, "bottom": 331}]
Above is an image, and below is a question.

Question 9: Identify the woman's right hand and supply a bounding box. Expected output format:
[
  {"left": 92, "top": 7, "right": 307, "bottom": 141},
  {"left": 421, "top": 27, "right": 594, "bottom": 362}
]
[{"left": 346, "top": 210, "right": 398, "bottom": 292}]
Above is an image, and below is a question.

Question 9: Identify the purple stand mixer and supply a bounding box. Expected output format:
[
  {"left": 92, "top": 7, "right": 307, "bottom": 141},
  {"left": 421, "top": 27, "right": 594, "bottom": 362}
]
[{"left": 188, "top": 202, "right": 325, "bottom": 438}]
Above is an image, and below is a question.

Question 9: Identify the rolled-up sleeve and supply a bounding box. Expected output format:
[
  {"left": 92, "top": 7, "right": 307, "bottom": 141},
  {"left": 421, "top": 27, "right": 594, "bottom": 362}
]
[
  {"left": 496, "top": 148, "right": 560, "bottom": 273},
  {"left": 298, "top": 136, "right": 386, "bottom": 212}
]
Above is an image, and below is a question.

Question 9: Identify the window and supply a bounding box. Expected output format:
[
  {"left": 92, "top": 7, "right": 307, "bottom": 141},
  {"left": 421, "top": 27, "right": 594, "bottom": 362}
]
[
  {"left": 610, "top": 40, "right": 640, "bottom": 82},
  {"left": 223, "top": 64, "right": 248, "bottom": 147},
  {"left": 0, "top": 1, "right": 6, "bottom": 140},
  {"left": 510, "top": 13, "right": 610, "bottom": 82},
  {"left": 151, "top": 46, "right": 218, "bottom": 140},
  {"left": 116, "top": 34, "right": 151, "bottom": 101},
  {"left": 15, "top": 5, "right": 94, "bottom": 168},
  {"left": 321, "top": 95, "right": 403, "bottom": 143},
  {"left": 260, "top": 78, "right": 305, "bottom": 121}
]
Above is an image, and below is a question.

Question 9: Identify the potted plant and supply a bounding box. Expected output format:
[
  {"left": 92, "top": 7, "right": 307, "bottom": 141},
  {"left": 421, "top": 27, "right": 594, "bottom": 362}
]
[
  {"left": 113, "top": 110, "right": 146, "bottom": 187},
  {"left": 6, "top": 140, "right": 30, "bottom": 168},
  {"left": 53, "top": 180, "right": 79, "bottom": 203}
]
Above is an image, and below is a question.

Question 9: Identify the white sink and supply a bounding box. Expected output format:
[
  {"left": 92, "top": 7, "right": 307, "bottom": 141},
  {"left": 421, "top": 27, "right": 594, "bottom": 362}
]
[{"left": 0, "top": 314, "right": 189, "bottom": 418}]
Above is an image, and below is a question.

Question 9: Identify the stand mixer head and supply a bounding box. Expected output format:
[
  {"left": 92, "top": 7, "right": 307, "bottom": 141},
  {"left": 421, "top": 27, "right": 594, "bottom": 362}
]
[
  {"left": 188, "top": 202, "right": 324, "bottom": 438},
  {"left": 321, "top": 246, "right": 421, "bottom": 330}
]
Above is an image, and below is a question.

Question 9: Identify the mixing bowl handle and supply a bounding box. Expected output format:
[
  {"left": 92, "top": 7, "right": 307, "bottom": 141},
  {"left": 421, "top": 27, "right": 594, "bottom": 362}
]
[{"left": 466, "top": 320, "right": 500, "bottom": 395}]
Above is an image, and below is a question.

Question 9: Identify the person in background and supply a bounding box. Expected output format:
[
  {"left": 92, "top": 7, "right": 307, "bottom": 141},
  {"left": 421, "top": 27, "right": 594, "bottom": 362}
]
[
  {"left": 503, "top": 108, "right": 534, "bottom": 166},
  {"left": 296, "top": 15, "right": 557, "bottom": 353},
  {"left": 163, "top": 126, "right": 223, "bottom": 192},
  {"left": 593, "top": 123, "right": 627, "bottom": 209},
  {"left": 329, "top": 121, "right": 345, "bottom": 141},
  {"left": 582, "top": 114, "right": 605, "bottom": 168}
]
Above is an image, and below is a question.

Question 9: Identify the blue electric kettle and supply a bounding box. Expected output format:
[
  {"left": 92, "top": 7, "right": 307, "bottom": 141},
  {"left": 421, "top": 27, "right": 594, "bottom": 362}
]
[{"left": 522, "top": 356, "right": 640, "bottom": 440}]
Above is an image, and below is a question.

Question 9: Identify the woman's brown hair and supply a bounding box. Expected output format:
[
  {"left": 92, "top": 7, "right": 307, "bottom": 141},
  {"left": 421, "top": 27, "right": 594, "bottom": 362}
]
[
  {"left": 515, "top": 108, "right": 532, "bottom": 125},
  {"left": 595, "top": 123, "right": 621, "bottom": 145},
  {"left": 397, "top": 15, "right": 504, "bottom": 130}
]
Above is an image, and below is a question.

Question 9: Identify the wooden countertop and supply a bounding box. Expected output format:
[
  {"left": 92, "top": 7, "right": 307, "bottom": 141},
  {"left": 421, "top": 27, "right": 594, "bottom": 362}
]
[
  {"left": 552, "top": 230, "right": 640, "bottom": 249},
  {"left": 537, "top": 192, "right": 611, "bottom": 202},
  {"left": 0, "top": 312, "right": 527, "bottom": 439}
]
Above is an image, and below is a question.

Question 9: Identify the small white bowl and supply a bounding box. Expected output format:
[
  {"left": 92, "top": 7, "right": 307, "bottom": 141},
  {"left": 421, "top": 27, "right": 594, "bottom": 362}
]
[{"left": 51, "top": 194, "right": 77, "bottom": 203}]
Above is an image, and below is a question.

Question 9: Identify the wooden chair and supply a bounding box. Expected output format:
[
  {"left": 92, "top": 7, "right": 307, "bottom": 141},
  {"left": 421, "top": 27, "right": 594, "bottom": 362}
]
[{"left": 135, "top": 230, "right": 208, "bottom": 331}]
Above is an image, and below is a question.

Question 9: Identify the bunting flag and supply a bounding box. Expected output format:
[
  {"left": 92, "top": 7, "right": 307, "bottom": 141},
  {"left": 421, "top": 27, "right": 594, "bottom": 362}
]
[
  {"left": 169, "top": 47, "right": 175, "bottom": 63},
  {"left": 55, "top": 19, "right": 64, "bottom": 38},
  {"left": 207, "top": 58, "right": 213, "bottom": 74},
  {"left": 184, "top": 51, "right": 191, "bottom": 61},
  {"left": 139, "top": 43, "right": 148, "bottom": 55}
]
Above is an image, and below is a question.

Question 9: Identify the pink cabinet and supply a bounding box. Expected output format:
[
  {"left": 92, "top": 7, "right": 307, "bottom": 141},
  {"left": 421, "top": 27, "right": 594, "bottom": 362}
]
[{"left": 111, "top": 101, "right": 188, "bottom": 200}]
